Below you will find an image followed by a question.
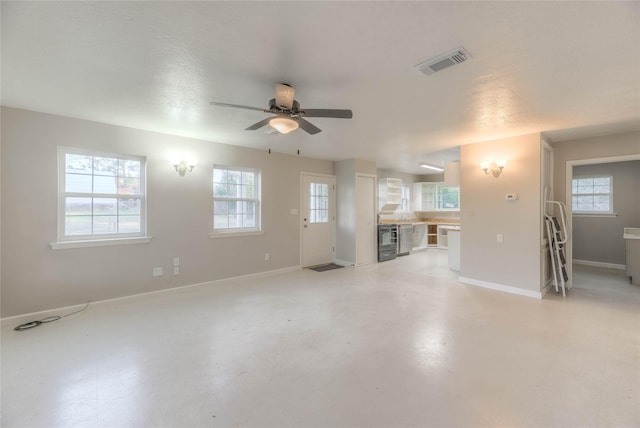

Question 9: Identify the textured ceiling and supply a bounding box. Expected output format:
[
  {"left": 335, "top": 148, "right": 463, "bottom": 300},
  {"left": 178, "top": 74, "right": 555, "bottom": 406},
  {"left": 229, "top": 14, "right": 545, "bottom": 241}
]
[{"left": 2, "top": 1, "right": 639, "bottom": 174}]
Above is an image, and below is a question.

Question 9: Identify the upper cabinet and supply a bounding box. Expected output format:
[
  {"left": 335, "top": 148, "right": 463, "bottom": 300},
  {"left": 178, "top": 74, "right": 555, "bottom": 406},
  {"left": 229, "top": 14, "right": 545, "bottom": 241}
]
[
  {"left": 378, "top": 177, "right": 403, "bottom": 212},
  {"left": 413, "top": 182, "right": 460, "bottom": 211}
]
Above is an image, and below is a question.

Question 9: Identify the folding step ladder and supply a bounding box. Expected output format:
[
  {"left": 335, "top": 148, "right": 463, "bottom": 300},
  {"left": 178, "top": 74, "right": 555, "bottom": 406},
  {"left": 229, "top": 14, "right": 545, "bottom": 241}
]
[{"left": 545, "top": 200, "right": 571, "bottom": 296}]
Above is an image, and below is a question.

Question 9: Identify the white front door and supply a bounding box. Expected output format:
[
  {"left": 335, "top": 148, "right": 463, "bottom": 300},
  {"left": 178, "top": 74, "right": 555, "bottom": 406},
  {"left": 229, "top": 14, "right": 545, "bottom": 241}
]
[{"left": 301, "top": 173, "right": 335, "bottom": 267}]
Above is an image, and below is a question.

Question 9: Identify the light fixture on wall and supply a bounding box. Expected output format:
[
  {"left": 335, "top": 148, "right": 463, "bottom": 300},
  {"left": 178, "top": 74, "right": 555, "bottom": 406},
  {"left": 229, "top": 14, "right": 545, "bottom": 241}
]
[
  {"left": 419, "top": 163, "right": 444, "bottom": 172},
  {"left": 269, "top": 115, "right": 299, "bottom": 134},
  {"left": 480, "top": 160, "right": 507, "bottom": 178},
  {"left": 174, "top": 160, "right": 195, "bottom": 177}
]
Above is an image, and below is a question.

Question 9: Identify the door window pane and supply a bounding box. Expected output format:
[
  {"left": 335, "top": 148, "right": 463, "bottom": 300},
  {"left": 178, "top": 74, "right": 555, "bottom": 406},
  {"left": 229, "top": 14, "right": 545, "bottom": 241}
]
[{"left": 309, "top": 182, "right": 329, "bottom": 224}]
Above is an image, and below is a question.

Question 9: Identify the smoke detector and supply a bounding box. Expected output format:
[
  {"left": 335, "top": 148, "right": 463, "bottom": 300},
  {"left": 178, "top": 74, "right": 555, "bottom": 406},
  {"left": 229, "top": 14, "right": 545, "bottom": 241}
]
[{"left": 415, "top": 46, "right": 472, "bottom": 75}]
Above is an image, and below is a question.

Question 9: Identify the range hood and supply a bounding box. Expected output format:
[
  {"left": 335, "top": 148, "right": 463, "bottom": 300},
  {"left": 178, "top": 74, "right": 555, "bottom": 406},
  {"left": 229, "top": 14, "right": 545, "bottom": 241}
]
[{"left": 380, "top": 203, "right": 401, "bottom": 212}]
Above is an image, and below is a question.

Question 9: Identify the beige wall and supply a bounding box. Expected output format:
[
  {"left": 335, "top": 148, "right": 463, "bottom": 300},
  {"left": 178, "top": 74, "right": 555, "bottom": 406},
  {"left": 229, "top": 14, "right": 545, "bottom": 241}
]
[
  {"left": 551, "top": 131, "right": 640, "bottom": 204},
  {"left": 460, "top": 133, "right": 543, "bottom": 294},
  {"left": 1, "top": 107, "right": 333, "bottom": 317}
]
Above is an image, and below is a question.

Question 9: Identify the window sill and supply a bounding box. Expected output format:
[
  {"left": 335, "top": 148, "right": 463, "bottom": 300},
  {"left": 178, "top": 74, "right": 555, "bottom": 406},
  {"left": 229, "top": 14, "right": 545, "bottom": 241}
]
[
  {"left": 209, "top": 230, "right": 264, "bottom": 239},
  {"left": 572, "top": 212, "right": 618, "bottom": 218},
  {"left": 50, "top": 236, "right": 152, "bottom": 250}
]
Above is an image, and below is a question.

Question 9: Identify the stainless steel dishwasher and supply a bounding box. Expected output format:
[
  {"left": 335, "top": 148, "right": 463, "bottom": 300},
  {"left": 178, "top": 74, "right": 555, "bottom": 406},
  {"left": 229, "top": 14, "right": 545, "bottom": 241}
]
[{"left": 397, "top": 224, "right": 414, "bottom": 256}]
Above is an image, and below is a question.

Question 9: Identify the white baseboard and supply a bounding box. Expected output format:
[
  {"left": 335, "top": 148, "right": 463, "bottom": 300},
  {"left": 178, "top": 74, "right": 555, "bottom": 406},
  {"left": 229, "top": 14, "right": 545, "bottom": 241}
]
[
  {"left": 1, "top": 265, "right": 302, "bottom": 324},
  {"left": 334, "top": 259, "right": 356, "bottom": 267},
  {"left": 573, "top": 259, "right": 626, "bottom": 270},
  {"left": 458, "top": 277, "right": 543, "bottom": 299}
]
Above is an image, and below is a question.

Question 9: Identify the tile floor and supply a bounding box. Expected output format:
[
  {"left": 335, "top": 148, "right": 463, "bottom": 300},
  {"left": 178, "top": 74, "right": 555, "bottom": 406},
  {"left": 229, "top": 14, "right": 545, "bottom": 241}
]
[{"left": 2, "top": 250, "right": 639, "bottom": 427}]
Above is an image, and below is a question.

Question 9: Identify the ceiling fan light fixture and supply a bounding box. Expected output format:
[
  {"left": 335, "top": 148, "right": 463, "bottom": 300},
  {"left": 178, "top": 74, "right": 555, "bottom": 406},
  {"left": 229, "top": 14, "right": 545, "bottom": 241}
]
[{"left": 269, "top": 116, "right": 298, "bottom": 134}]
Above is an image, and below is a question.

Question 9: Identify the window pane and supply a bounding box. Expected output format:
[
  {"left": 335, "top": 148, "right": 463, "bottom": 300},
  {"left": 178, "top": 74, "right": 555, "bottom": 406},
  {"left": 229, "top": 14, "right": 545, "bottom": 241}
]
[
  {"left": 118, "top": 177, "right": 140, "bottom": 195},
  {"left": 243, "top": 213, "right": 255, "bottom": 228},
  {"left": 213, "top": 183, "right": 227, "bottom": 197},
  {"left": 228, "top": 214, "right": 241, "bottom": 228},
  {"left": 213, "top": 168, "right": 227, "bottom": 184},
  {"left": 593, "top": 196, "right": 610, "bottom": 211},
  {"left": 119, "top": 159, "right": 141, "bottom": 177},
  {"left": 94, "top": 198, "right": 117, "bottom": 215},
  {"left": 214, "top": 215, "right": 228, "bottom": 229},
  {"left": 214, "top": 201, "right": 228, "bottom": 215},
  {"left": 119, "top": 198, "right": 141, "bottom": 215},
  {"left": 594, "top": 185, "right": 610, "bottom": 193},
  {"left": 593, "top": 177, "right": 610, "bottom": 186},
  {"left": 93, "top": 216, "right": 117, "bottom": 234},
  {"left": 94, "top": 157, "right": 118, "bottom": 176},
  {"left": 65, "top": 216, "right": 92, "bottom": 235},
  {"left": 242, "top": 171, "right": 254, "bottom": 186},
  {"left": 242, "top": 185, "right": 254, "bottom": 198},
  {"left": 66, "top": 174, "right": 92, "bottom": 193},
  {"left": 66, "top": 154, "right": 93, "bottom": 174},
  {"left": 227, "top": 183, "right": 240, "bottom": 198},
  {"left": 119, "top": 216, "right": 141, "bottom": 233},
  {"left": 228, "top": 170, "right": 241, "bottom": 185},
  {"left": 65, "top": 197, "right": 92, "bottom": 215},
  {"left": 576, "top": 186, "right": 593, "bottom": 195},
  {"left": 94, "top": 175, "right": 117, "bottom": 193}
]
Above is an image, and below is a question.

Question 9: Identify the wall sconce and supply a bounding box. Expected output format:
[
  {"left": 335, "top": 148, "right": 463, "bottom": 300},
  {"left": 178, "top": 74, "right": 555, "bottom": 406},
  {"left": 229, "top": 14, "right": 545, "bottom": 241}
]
[
  {"left": 174, "top": 160, "right": 195, "bottom": 177},
  {"left": 481, "top": 160, "right": 507, "bottom": 178}
]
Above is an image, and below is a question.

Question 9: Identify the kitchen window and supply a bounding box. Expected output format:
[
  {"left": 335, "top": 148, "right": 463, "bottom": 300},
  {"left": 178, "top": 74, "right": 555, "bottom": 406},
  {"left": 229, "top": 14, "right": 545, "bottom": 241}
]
[
  {"left": 572, "top": 176, "right": 613, "bottom": 214},
  {"left": 212, "top": 165, "right": 261, "bottom": 235},
  {"left": 53, "top": 147, "right": 148, "bottom": 248}
]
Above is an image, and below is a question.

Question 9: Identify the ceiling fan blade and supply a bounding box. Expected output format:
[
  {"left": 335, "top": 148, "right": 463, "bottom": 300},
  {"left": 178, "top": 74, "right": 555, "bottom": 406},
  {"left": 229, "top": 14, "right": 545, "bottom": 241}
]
[
  {"left": 297, "top": 118, "right": 322, "bottom": 135},
  {"left": 275, "top": 83, "right": 295, "bottom": 110},
  {"left": 245, "top": 117, "right": 273, "bottom": 131},
  {"left": 300, "top": 109, "right": 353, "bottom": 119},
  {"left": 210, "top": 101, "right": 268, "bottom": 113}
]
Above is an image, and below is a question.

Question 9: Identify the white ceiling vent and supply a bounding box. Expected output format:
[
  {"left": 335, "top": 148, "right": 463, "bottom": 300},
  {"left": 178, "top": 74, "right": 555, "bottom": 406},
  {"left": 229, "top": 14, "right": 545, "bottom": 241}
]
[{"left": 415, "top": 46, "right": 471, "bottom": 76}]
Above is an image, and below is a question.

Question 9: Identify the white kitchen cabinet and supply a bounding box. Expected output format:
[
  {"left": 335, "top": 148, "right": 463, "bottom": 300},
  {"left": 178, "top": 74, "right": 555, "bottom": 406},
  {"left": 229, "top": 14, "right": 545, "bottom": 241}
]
[
  {"left": 413, "top": 182, "right": 437, "bottom": 211},
  {"left": 413, "top": 182, "right": 460, "bottom": 211},
  {"left": 378, "top": 177, "right": 403, "bottom": 211}
]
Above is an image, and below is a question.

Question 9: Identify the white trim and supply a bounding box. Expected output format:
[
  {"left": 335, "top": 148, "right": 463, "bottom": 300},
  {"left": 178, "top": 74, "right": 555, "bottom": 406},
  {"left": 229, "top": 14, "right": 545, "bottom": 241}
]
[
  {"left": 458, "top": 277, "right": 542, "bottom": 299},
  {"left": 1, "top": 265, "right": 302, "bottom": 323},
  {"left": 573, "top": 259, "right": 626, "bottom": 270},
  {"left": 50, "top": 236, "right": 152, "bottom": 249},
  {"left": 209, "top": 230, "right": 264, "bottom": 238}
]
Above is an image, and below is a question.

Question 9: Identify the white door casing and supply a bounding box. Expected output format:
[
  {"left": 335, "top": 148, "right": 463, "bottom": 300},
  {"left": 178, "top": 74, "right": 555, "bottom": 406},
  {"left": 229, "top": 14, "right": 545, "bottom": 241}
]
[{"left": 301, "top": 173, "right": 336, "bottom": 267}]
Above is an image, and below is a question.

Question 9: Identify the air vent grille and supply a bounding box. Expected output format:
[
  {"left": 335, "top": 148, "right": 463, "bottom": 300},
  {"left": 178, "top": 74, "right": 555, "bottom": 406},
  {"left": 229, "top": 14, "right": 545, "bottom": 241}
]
[{"left": 415, "top": 46, "right": 471, "bottom": 76}]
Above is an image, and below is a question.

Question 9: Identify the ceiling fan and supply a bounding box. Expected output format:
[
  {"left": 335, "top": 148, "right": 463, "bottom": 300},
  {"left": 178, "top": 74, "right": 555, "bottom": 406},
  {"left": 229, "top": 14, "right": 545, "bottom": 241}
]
[{"left": 210, "top": 83, "right": 353, "bottom": 135}]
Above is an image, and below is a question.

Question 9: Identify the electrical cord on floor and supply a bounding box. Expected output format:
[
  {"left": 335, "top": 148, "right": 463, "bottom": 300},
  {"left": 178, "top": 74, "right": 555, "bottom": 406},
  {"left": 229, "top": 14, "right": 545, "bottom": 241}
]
[{"left": 14, "top": 301, "right": 90, "bottom": 331}]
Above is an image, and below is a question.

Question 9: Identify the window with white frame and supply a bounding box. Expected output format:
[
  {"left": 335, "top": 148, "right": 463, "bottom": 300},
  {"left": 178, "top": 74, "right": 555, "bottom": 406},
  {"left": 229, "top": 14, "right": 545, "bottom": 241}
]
[
  {"left": 59, "top": 147, "right": 146, "bottom": 240},
  {"left": 572, "top": 176, "right": 613, "bottom": 213},
  {"left": 212, "top": 166, "right": 260, "bottom": 232}
]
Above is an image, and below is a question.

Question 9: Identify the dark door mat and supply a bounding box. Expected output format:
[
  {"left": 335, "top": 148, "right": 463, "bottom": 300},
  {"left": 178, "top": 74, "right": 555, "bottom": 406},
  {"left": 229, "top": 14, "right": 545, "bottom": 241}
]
[{"left": 307, "top": 263, "right": 344, "bottom": 272}]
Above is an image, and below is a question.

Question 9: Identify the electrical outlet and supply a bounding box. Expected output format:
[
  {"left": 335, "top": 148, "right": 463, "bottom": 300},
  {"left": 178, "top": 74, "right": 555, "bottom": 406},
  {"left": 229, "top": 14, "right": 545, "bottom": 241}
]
[
  {"left": 152, "top": 267, "right": 163, "bottom": 277},
  {"left": 265, "top": 252, "right": 270, "bottom": 261},
  {"left": 173, "top": 267, "right": 180, "bottom": 275},
  {"left": 173, "top": 257, "right": 180, "bottom": 267},
  {"left": 497, "top": 234, "right": 503, "bottom": 243}
]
